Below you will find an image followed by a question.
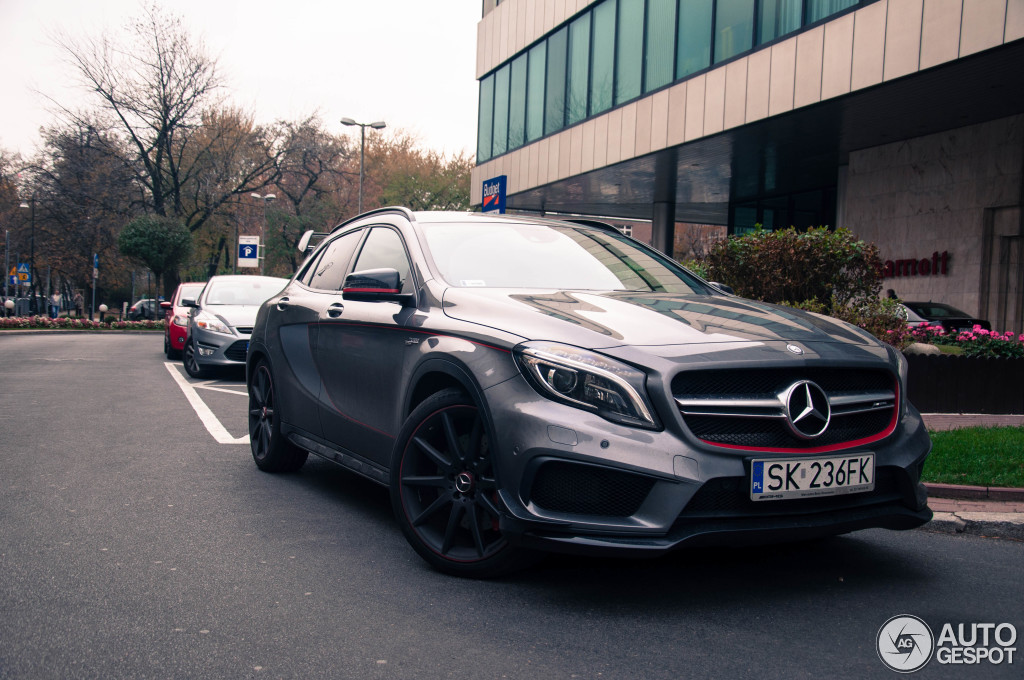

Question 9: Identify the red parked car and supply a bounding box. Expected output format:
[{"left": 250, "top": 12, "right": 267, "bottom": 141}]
[{"left": 163, "top": 282, "right": 206, "bottom": 359}]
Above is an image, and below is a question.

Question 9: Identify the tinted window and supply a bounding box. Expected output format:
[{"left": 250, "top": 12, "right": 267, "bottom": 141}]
[
  {"left": 545, "top": 27, "right": 568, "bottom": 135},
  {"left": 526, "top": 42, "right": 546, "bottom": 142},
  {"left": 905, "top": 303, "right": 971, "bottom": 319},
  {"left": 308, "top": 231, "right": 362, "bottom": 291},
  {"left": 759, "top": 0, "right": 802, "bottom": 44},
  {"left": 590, "top": 0, "right": 616, "bottom": 115},
  {"left": 677, "top": 0, "right": 713, "bottom": 78},
  {"left": 422, "top": 222, "right": 709, "bottom": 294},
  {"left": 715, "top": 0, "right": 755, "bottom": 64},
  {"left": 806, "top": 0, "right": 857, "bottom": 23},
  {"left": 351, "top": 227, "right": 413, "bottom": 294},
  {"left": 508, "top": 53, "right": 527, "bottom": 149},
  {"left": 645, "top": 0, "right": 677, "bottom": 92},
  {"left": 567, "top": 13, "right": 591, "bottom": 125},
  {"left": 492, "top": 64, "right": 510, "bottom": 157},
  {"left": 615, "top": 0, "right": 644, "bottom": 105},
  {"left": 478, "top": 75, "right": 494, "bottom": 163}
]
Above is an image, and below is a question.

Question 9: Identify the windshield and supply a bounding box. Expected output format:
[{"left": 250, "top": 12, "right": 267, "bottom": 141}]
[
  {"left": 421, "top": 222, "right": 709, "bottom": 293},
  {"left": 204, "top": 277, "right": 288, "bottom": 306},
  {"left": 178, "top": 283, "right": 205, "bottom": 303}
]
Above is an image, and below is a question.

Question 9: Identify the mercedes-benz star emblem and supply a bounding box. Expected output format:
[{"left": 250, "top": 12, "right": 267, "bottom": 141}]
[
  {"left": 786, "top": 344, "right": 804, "bottom": 355},
  {"left": 782, "top": 380, "right": 831, "bottom": 439}
]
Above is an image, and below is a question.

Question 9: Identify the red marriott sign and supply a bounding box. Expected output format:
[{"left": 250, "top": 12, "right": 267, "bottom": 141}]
[{"left": 882, "top": 251, "right": 949, "bottom": 278}]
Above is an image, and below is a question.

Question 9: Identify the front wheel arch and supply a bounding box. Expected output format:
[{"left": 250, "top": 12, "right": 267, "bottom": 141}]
[{"left": 389, "top": 387, "right": 537, "bottom": 577}]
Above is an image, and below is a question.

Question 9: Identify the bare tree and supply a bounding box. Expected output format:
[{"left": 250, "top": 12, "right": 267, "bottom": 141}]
[
  {"left": 27, "top": 119, "right": 139, "bottom": 296},
  {"left": 53, "top": 4, "right": 277, "bottom": 235},
  {"left": 52, "top": 4, "right": 282, "bottom": 294}
]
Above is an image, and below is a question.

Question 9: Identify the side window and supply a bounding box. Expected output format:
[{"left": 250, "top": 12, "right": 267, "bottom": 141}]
[
  {"left": 297, "top": 248, "right": 326, "bottom": 286},
  {"left": 307, "top": 230, "right": 362, "bottom": 291},
  {"left": 351, "top": 227, "right": 413, "bottom": 294}
]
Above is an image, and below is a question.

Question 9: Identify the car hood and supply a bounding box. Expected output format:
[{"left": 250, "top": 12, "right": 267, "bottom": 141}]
[
  {"left": 203, "top": 305, "right": 262, "bottom": 329},
  {"left": 441, "top": 288, "right": 879, "bottom": 349}
]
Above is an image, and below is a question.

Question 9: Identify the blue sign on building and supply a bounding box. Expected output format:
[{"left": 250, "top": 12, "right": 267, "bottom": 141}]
[{"left": 482, "top": 175, "right": 507, "bottom": 214}]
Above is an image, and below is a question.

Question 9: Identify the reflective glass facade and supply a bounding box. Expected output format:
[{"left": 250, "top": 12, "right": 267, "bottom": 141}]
[{"left": 478, "top": 0, "right": 874, "bottom": 163}]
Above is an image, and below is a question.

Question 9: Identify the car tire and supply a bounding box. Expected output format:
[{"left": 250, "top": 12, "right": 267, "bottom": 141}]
[
  {"left": 182, "top": 337, "right": 210, "bottom": 379},
  {"left": 165, "top": 333, "right": 181, "bottom": 360},
  {"left": 390, "top": 388, "right": 537, "bottom": 578},
  {"left": 248, "top": 359, "right": 308, "bottom": 473}
]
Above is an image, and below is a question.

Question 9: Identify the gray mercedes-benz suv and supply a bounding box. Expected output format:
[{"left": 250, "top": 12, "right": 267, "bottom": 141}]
[{"left": 247, "top": 208, "right": 931, "bottom": 577}]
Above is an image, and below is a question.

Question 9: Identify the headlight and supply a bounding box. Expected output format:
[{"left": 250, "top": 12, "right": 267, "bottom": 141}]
[
  {"left": 513, "top": 341, "right": 659, "bottom": 429},
  {"left": 172, "top": 314, "right": 189, "bottom": 326},
  {"left": 194, "top": 311, "right": 232, "bottom": 335}
]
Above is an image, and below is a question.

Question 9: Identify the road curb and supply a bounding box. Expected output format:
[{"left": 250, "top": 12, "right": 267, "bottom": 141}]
[
  {"left": 921, "top": 511, "right": 1024, "bottom": 541},
  {"left": 925, "top": 482, "right": 1024, "bottom": 501}
]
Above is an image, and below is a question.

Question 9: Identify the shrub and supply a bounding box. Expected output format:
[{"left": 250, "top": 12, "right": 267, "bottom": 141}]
[
  {"left": 702, "top": 227, "right": 883, "bottom": 308},
  {"left": 0, "top": 315, "right": 164, "bottom": 331},
  {"left": 955, "top": 326, "right": 1024, "bottom": 359}
]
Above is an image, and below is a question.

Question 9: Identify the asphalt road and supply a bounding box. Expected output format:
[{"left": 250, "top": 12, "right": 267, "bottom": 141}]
[{"left": 1, "top": 333, "right": 1021, "bottom": 679}]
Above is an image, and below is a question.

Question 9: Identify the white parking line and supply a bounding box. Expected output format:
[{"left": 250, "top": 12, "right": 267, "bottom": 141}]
[
  {"left": 164, "top": 362, "right": 250, "bottom": 445},
  {"left": 195, "top": 384, "right": 248, "bottom": 396}
]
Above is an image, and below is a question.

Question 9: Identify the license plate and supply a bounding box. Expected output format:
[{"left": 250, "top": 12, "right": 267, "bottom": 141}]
[{"left": 750, "top": 453, "right": 874, "bottom": 501}]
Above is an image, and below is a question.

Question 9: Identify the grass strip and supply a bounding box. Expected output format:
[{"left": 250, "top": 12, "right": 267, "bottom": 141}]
[{"left": 924, "top": 425, "right": 1024, "bottom": 488}]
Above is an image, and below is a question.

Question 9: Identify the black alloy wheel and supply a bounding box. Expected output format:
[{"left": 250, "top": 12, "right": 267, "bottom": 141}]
[
  {"left": 182, "top": 337, "right": 209, "bottom": 379},
  {"left": 248, "top": 359, "right": 307, "bottom": 473},
  {"left": 390, "top": 388, "right": 534, "bottom": 577}
]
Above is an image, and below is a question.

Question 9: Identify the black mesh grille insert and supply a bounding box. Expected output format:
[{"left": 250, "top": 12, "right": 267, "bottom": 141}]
[
  {"left": 688, "top": 409, "right": 893, "bottom": 449},
  {"left": 680, "top": 468, "right": 903, "bottom": 518},
  {"left": 224, "top": 340, "right": 249, "bottom": 362},
  {"left": 529, "top": 461, "right": 655, "bottom": 517},
  {"left": 673, "top": 367, "right": 892, "bottom": 398}
]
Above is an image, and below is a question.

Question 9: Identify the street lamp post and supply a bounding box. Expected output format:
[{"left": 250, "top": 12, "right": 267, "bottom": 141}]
[
  {"left": 340, "top": 117, "right": 386, "bottom": 214},
  {"left": 19, "top": 199, "right": 36, "bottom": 315},
  {"left": 3, "top": 228, "right": 9, "bottom": 304},
  {"left": 249, "top": 193, "right": 275, "bottom": 274}
]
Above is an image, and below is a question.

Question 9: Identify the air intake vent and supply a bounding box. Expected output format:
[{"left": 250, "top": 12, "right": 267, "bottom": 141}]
[{"left": 529, "top": 461, "right": 654, "bottom": 517}]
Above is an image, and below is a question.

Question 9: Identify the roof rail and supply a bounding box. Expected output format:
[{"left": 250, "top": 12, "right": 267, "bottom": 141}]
[{"left": 330, "top": 206, "right": 416, "bottom": 233}]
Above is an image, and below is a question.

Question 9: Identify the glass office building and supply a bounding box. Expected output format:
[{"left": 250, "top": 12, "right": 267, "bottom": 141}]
[
  {"left": 478, "top": 0, "right": 859, "bottom": 164},
  {"left": 473, "top": 0, "right": 1024, "bottom": 332}
]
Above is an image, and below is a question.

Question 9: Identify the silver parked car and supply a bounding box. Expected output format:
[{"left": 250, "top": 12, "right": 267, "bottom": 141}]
[
  {"left": 183, "top": 275, "right": 288, "bottom": 378},
  {"left": 247, "top": 209, "right": 932, "bottom": 577}
]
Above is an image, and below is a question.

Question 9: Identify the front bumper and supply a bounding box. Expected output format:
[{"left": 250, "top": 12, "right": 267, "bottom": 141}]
[
  {"left": 169, "top": 322, "right": 188, "bottom": 349},
  {"left": 484, "top": 374, "right": 932, "bottom": 557},
  {"left": 191, "top": 327, "right": 251, "bottom": 367}
]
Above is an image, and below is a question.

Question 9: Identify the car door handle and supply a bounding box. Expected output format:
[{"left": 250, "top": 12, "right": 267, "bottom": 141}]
[
  {"left": 327, "top": 303, "right": 345, "bottom": 318},
  {"left": 276, "top": 297, "right": 290, "bottom": 311}
]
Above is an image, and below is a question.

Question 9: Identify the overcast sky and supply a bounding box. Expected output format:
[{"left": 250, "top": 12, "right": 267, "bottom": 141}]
[{"left": 0, "top": 0, "right": 481, "bottom": 159}]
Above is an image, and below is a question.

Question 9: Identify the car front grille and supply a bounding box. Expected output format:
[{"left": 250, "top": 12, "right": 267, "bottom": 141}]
[
  {"left": 528, "top": 461, "right": 655, "bottom": 517},
  {"left": 224, "top": 340, "right": 249, "bottom": 362},
  {"left": 672, "top": 368, "right": 897, "bottom": 450},
  {"left": 234, "top": 326, "right": 254, "bottom": 334},
  {"left": 678, "top": 467, "right": 904, "bottom": 518}
]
